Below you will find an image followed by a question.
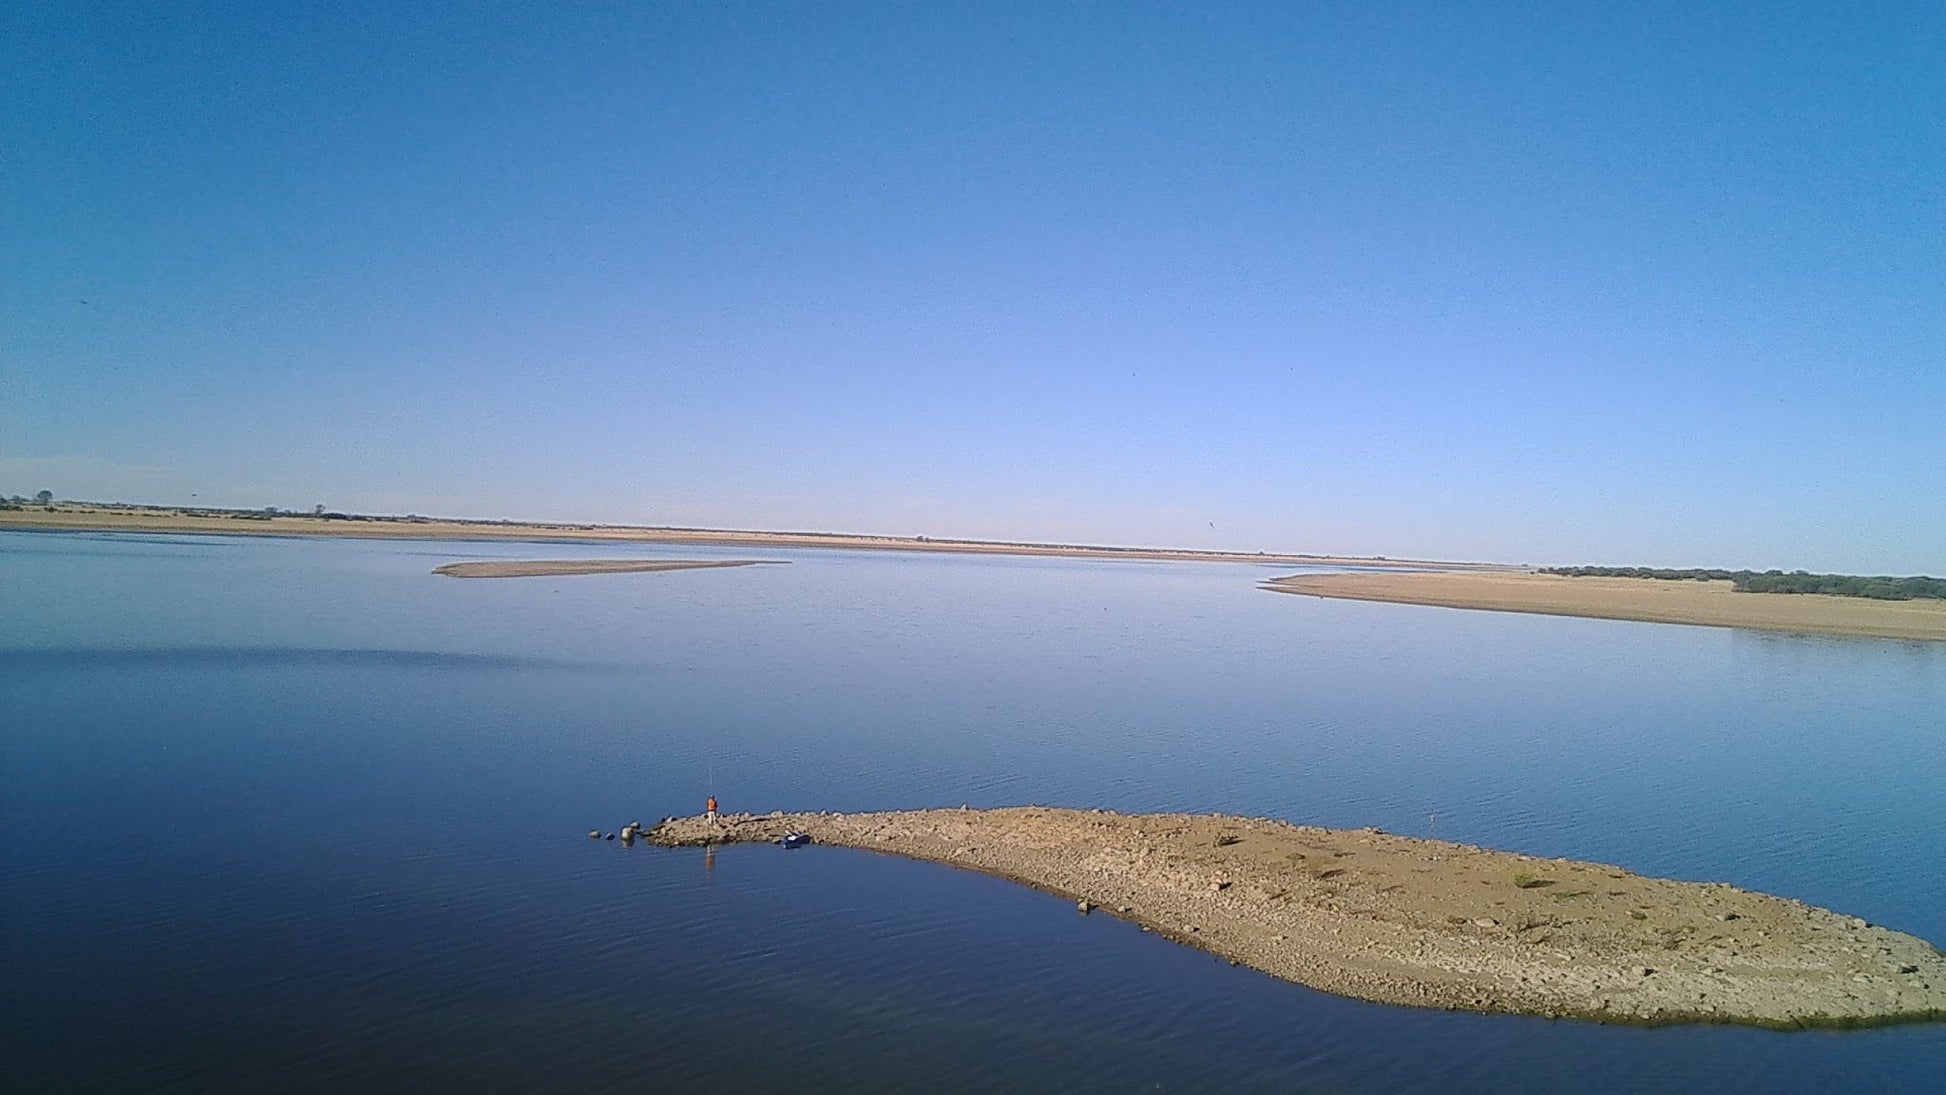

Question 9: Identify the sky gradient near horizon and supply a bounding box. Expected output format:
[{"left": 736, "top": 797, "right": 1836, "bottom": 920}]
[{"left": 5, "top": 2, "right": 1942, "bottom": 572}]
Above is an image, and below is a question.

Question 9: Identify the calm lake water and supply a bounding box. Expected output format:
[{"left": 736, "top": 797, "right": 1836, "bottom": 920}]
[{"left": 4, "top": 530, "right": 1944, "bottom": 1093}]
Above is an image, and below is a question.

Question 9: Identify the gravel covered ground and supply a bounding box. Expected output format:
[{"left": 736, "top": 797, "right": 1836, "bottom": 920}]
[{"left": 644, "top": 807, "right": 1946, "bottom": 1029}]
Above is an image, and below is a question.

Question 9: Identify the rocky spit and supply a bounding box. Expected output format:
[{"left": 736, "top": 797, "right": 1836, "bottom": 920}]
[{"left": 644, "top": 807, "right": 1946, "bottom": 1029}]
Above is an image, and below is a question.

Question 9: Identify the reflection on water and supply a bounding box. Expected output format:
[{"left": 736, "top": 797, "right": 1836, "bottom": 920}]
[
  {"left": 3, "top": 531, "right": 1944, "bottom": 1093},
  {"left": 0, "top": 646, "right": 626, "bottom": 672}
]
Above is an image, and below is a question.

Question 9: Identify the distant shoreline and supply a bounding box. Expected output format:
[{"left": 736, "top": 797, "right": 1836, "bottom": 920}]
[
  {"left": 0, "top": 504, "right": 1502, "bottom": 571},
  {"left": 1264, "top": 571, "right": 1946, "bottom": 642},
  {"left": 15, "top": 506, "right": 1940, "bottom": 640},
  {"left": 433, "top": 559, "right": 781, "bottom": 578}
]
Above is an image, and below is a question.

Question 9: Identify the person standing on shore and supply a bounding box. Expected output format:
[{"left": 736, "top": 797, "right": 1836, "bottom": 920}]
[{"left": 705, "top": 796, "right": 718, "bottom": 821}]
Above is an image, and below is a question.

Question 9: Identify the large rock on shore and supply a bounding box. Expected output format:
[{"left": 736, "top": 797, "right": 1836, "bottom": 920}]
[{"left": 647, "top": 806, "right": 1946, "bottom": 1029}]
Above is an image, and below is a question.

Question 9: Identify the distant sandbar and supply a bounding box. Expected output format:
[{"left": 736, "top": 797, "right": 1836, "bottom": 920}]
[
  {"left": 1264, "top": 571, "right": 1946, "bottom": 642},
  {"left": 433, "top": 559, "right": 781, "bottom": 578}
]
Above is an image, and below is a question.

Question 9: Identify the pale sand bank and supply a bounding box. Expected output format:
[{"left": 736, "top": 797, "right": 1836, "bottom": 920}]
[
  {"left": 648, "top": 807, "right": 1946, "bottom": 1028},
  {"left": 0, "top": 506, "right": 1501, "bottom": 570},
  {"left": 1264, "top": 571, "right": 1946, "bottom": 642},
  {"left": 433, "top": 559, "right": 781, "bottom": 578}
]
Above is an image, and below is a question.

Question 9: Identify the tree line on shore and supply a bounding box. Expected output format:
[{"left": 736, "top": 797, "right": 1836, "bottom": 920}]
[{"left": 1541, "top": 566, "right": 1946, "bottom": 601}]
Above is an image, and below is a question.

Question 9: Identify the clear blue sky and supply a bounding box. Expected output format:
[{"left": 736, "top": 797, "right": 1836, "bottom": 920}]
[{"left": 5, "top": 2, "right": 1941, "bottom": 571}]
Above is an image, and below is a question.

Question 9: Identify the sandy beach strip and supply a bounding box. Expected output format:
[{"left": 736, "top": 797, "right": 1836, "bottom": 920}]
[
  {"left": 643, "top": 807, "right": 1946, "bottom": 1028},
  {"left": 432, "top": 559, "right": 781, "bottom": 578},
  {"left": 0, "top": 506, "right": 1502, "bottom": 570},
  {"left": 1263, "top": 571, "right": 1946, "bottom": 642}
]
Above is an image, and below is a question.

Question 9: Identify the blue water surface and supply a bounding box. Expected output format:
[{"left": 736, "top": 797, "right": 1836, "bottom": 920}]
[{"left": 3, "top": 530, "right": 1943, "bottom": 1093}]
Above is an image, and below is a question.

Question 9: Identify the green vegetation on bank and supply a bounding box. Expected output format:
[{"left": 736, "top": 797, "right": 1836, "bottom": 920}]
[{"left": 1541, "top": 567, "right": 1946, "bottom": 601}]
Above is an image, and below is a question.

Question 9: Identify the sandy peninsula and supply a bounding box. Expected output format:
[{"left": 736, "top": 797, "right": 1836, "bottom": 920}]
[
  {"left": 1263, "top": 571, "right": 1946, "bottom": 642},
  {"left": 645, "top": 807, "right": 1946, "bottom": 1028},
  {"left": 432, "top": 559, "right": 780, "bottom": 578},
  {"left": 0, "top": 504, "right": 1496, "bottom": 570}
]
